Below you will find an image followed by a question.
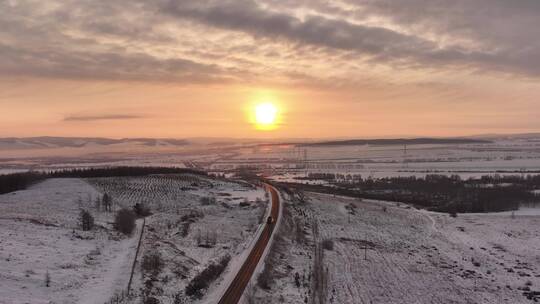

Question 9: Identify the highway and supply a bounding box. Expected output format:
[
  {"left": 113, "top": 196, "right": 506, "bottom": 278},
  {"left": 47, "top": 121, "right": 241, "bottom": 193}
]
[{"left": 217, "top": 183, "right": 280, "bottom": 304}]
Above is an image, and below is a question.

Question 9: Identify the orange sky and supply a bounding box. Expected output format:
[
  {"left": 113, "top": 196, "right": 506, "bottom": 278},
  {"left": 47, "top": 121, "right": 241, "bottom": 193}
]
[{"left": 1, "top": 0, "right": 540, "bottom": 139}]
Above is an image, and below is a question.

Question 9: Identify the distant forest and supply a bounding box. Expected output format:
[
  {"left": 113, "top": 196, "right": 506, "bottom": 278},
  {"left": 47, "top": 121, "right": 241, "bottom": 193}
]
[
  {"left": 47, "top": 166, "right": 205, "bottom": 178},
  {"left": 0, "top": 166, "right": 206, "bottom": 194},
  {"left": 300, "top": 137, "right": 491, "bottom": 147},
  {"left": 0, "top": 171, "right": 45, "bottom": 195},
  {"left": 280, "top": 174, "right": 540, "bottom": 213}
]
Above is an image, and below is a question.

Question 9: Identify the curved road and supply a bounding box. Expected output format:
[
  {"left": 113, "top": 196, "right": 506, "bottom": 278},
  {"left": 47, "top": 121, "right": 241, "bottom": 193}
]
[{"left": 218, "top": 183, "right": 280, "bottom": 304}]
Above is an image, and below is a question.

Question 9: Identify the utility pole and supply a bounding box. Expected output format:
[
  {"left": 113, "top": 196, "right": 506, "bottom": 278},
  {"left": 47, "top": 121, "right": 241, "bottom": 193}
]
[
  {"left": 363, "top": 237, "right": 369, "bottom": 260},
  {"left": 403, "top": 144, "right": 408, "bottom": 169},
  {"left": 303, "top": 149, "right": 308, "bottom": 168}
]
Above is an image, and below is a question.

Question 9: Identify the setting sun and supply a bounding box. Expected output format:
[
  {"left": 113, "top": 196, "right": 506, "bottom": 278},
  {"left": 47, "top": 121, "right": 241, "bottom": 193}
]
[
  {"left": 252, "top": 102, "right": 279, "bottom": 130},
  {"left": 255, "top": 103, "right": 277, "bottom": 125}
]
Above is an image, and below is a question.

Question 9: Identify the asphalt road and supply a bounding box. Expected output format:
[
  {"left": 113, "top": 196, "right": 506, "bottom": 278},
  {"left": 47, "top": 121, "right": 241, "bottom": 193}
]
[{"left": 217, "top": 183, "right": 280, "bottom": 304}]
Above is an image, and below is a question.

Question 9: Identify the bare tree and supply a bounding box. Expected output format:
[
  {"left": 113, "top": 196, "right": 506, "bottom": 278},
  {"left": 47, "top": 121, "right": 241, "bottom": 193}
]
[
  {"left": 79, "top": 209, "right": 94, "bottom": 231},
  {"left": 114, "top": 208, "right": 136, "bottom": 235},
  {"left": 102, "top": 193, "right": 112, "bottom": 212}
]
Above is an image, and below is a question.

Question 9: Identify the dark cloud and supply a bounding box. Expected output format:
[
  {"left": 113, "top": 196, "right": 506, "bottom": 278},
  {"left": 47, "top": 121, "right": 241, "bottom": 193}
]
[
  {"left": 157, "top": 0, "right": 540, "bottom": 77},
  {"left": 63, "top": 114, "right": 146, "bottom": 122},
  {"left": 158, "top": 1, "right": 431, "bottom": 55}
]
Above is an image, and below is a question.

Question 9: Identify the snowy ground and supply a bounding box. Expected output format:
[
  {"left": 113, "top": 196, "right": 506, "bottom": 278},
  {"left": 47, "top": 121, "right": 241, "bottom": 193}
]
[
  {"left": 253, "top": 191, "right": 540, "bottom": 304},
  {"left": 0, "top": 175, "right": 268, "bottom": 304},
  {"left": 0, "top": 178, "right": 139, "bottom": 304},
  {"left": 88, "top": 175, "right": 268, "bottom": 303},
  {"left": 3, "top": 171, "right": 539, "bottom": 304}
]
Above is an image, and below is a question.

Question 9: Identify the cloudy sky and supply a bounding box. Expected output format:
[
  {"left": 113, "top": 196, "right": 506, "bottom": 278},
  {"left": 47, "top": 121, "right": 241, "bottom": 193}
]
[{"left": 1, "top": 0, "right": 539, "bottom": 138}]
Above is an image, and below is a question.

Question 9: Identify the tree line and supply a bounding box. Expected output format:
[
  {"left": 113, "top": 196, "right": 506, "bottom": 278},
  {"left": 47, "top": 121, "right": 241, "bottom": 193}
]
[
  {"left": 279, "top": 174, "right": 540, "bottom": 213},
  {"left": 0, "top": 171, "right": 45, "bottom": 194}
]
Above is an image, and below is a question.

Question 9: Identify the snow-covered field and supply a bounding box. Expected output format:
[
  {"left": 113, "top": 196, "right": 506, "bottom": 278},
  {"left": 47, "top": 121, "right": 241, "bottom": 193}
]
[
  {"left": 221, "top": 140, "right": 540, "bottom": 179},
  {"left": 4, "top": 137, "right": 540, "bottom": 180},
  {"left": 0, "top": 178, "right": 140, "bottom": 304},
  {"left": 0, "top": 175, "right": 268, "bottom": 304},
  {"left": 253, "top": 192, "right": 540, "bottom": 304},
  {"left": 87, "top": 175, "right": 267, "bottom": 303}
]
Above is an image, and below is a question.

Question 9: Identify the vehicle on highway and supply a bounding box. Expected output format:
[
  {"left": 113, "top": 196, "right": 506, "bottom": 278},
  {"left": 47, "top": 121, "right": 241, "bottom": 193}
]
[{"left": 266, "top": 216, "right": 274, "bottom": 225}]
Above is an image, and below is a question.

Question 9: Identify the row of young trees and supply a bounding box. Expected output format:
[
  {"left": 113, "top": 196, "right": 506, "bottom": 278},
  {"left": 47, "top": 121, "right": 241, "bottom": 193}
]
[{"left": 0, "top": 166, "right": 207, "bottom": 195}]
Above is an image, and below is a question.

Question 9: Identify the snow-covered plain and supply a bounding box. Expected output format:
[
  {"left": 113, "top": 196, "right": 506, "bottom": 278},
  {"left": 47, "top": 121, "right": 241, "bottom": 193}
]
[
  {"left": 0, "top": 178, "right": 139, "bottom": 304},
  {"left": 253, "top": 192, "right": 540, "bottom": 304},
  {"left": 222, "top": 140, "right": 540, "bottom": 179},
  {"left": 87, "top": 175, "right": 267, "bottom": 303},
  {"left": 4, "top": 138, "right": 540, "bottom": 180},
  {"left": 0, "top": 175, "right": 268, "bottom": 304}
]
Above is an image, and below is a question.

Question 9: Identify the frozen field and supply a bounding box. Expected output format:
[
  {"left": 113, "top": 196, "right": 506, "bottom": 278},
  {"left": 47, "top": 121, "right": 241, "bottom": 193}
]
[
  {"left": 253, "top": 192, "right": 540, "bottom": 303},
  {"left": 4, "top": 137, "right": 540, "bottom": 180},
  {"left": 87, "top": 174, "right": 267, "bottom": 303},
  {"left": 0, "top": 175, "right": 268, "bottom": 304},
  {"left": 0, "top": 178, "right": 140, "bottom": 304},
  {"left": 217, "top": 139, "right": 540, "bottom": 179}
]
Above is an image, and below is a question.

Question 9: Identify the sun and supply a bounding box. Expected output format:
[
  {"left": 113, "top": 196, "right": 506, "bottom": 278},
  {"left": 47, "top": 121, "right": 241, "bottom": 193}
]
[
  {"left": 255, "top": 103, "right": 277, "bottom": 125},
  {"left": 253, "top": 102, "right": 279, "bottom": 130}
]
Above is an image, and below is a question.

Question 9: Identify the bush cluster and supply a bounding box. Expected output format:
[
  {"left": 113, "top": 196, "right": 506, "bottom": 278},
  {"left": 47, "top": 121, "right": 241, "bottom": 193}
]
[
  {"left": 114, "top": 208, "right": 136, "bottom": 235},
  {"left": 185, "top": 255, "right": 231, "bottom": 298},
  {"left": 142, "top": 251, "right": 164, "bottom": 275},
  {"left": 322, "top": 239, "right": 334, "bottom": 251}
]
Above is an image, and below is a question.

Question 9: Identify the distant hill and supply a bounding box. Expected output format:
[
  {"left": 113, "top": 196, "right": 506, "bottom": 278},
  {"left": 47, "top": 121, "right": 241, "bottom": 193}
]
[
  {"left": 0, "top": 136, "right": 495, "bottom": 151},
  {"left": 0, "top": 137, "right": 190, "bottom": 149},
  {"left": 299, "top": 138, "right": 492, "bottom": 147}
]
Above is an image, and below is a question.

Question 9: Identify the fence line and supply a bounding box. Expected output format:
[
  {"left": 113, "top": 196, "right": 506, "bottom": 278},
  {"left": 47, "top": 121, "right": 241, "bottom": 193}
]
[{"left": 127, "top": 217, "right": 146, "bottom": 295}]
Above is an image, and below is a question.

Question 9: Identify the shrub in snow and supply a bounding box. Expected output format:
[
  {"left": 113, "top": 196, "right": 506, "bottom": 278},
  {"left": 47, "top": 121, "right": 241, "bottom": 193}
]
[
  {"left": 78, "top": 209, "right": 94, "bottom": 231},
  {"left": 294, "top": 272, "right": 301, "bottom": 288},
  {"left": 142, "top": 251, "right": 164, "bottom": 276},
  {"left": 173, "top": 293, "right": 185, "bottom": 304},
  {"left": 322, "top": 239, "right": 334, "bottom": 251},
  {"left": 239, "top": 199, "right": 250, "bottom": 207},
  {"left": 185, "top": 255, "right": 231, "bottom": 298},
  {"left": 133, "top": 202, "right": 151, "bottom": 217},
  {"left": 44, "top": 270, "right": 50, "bottom": 287},
  {"left": 257, "top": 267, "right": 271, "bottom": 290},
  {"left": 199, "top": 196, "right": 216, "bottom": 205},
  {"left": 142, "top": 296, "right": 159, "bottom": 304},
  {"left": 114, "top": 208, "right": 136, "bottom": 235}
]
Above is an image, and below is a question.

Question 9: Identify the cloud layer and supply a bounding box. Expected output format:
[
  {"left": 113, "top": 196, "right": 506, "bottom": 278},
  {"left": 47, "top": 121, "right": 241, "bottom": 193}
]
[
  {"left": 63, "top": 114, "right": 146, "bottom": 122},
  {"left": 1, "top": 0, "right": 540, "bottom": 86}
]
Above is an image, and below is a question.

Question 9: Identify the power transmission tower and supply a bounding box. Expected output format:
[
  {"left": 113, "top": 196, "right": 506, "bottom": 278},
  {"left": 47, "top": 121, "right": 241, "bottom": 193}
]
[{"left": 304, "top": 148, "right": 308, "bottom": 175}]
